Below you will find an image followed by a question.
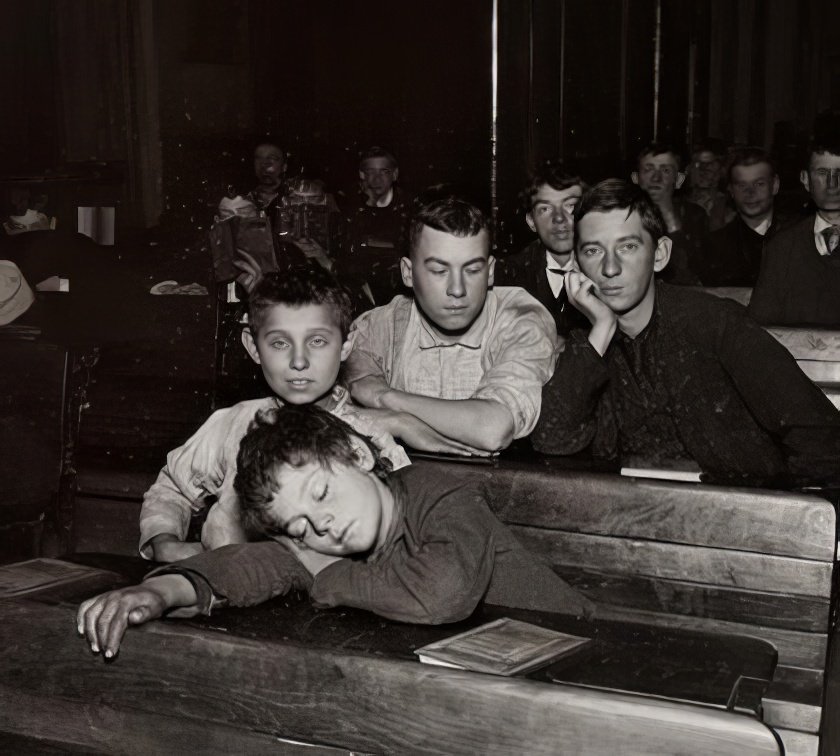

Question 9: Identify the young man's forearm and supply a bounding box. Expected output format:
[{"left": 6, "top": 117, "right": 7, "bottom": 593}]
[{"left": 380, "top": 391, "right": 515, "bottom": 451}]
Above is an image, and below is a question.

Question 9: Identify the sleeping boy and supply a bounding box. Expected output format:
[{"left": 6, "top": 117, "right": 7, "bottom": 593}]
[{"left": 78, "top": 405, "right": 594, "bottom": 658}]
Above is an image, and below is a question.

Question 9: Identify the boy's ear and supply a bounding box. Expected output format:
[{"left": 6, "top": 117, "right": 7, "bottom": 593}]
[
  {"left": 340, "top": 336, "right": 352, "bottom": 362},
  {"left": 631, "top": 171, "right": 640, "bottom": 186},
  {"left": 241, "top": 328, "right": 261, "bottom": 365},
  {"left": 525, "top": 212, "right": 537, "bottom": 233},
  {"left": 400, "top": 256, "right": 413, "bottom": 288},
  {"left": 487, "top": 255, "right": 496, "bottom": 287},
  {"left": 349, "top": 435, "right": 376, "bottom": 472},
  {"left": 675, "top": 171, "right": 686, "bottom": 190},
  {"left": 653, "top": 236, "right": 672, "bottom": 273}
]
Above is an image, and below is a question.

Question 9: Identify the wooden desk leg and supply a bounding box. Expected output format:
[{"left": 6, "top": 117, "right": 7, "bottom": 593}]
[{"left": 41, "top": 347, "right": 99, "bottom": 556}]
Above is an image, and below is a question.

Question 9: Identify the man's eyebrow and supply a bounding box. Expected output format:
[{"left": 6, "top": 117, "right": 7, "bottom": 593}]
[{"left": 421, "top": 256, "right": 487, "bottom": 267}]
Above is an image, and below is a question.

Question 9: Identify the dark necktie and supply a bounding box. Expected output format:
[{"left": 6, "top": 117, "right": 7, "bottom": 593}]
[{"left": 821, "top": 225, "right": 840, "bottom": 255}]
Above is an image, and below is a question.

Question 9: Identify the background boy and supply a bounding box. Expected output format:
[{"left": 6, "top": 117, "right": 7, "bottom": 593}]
[
  {"left": 346, "top": 188, "right": 558, "bottom": 453},
  {"left": 139, "top": 264, "right": 447, "bottom": 563},
  {"left": 78, "top": 405, "right": 593, "bottom": 659},
  {"left": 532, "top": 179, "right": 840, "bottom": 487}
]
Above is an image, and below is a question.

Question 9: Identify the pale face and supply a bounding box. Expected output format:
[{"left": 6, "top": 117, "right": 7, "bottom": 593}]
[
  {"left": 576, "top": 208, "right": 670, "bottom": 321},
  {"left": 729, "top": 162, "right": 779, "bottom": 220},
  {"left": 254, "top": 144, "right": 286, "bottom": 189},
  {"left": 526, "top": 184, "right": 583, "bottom": 259},
  {"left": 265, "top": 461, "right": 392, "bottom": 556},
  {"left": 401, "top": 226, "right": 494, "bottom": 335},
  {"left": 242, "top": 303, "right": 351, "bottom": 406},
  {"left": 360, "top": 157, "right": 398, "bottom": 201},
  {"left": 688, "top": 150, "right": 722, "bottom": 191},
  {"left": 633, "top": 153, "right": 685, "bottom": 202},
  {"left": 801, "top": 151, "right": 840, "bottom": 213}
]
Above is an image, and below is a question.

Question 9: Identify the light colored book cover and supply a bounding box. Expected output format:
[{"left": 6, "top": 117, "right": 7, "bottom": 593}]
[{"left": 414, "top": 617, "right": 592, "bottom": 676}]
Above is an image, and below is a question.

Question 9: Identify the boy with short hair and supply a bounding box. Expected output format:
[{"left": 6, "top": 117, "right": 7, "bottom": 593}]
[
  {"left": 79, "top": 405, "right": 593, "bottom": 659},
  {"left": 139, "top": 264, "right": 429, "bottom": 563}
]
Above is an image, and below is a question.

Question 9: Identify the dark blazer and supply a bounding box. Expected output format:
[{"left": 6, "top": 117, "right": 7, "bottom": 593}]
[
  {"left": 748, "top": 214, "right": 840, "bottom": 326},
  {"left": 494, "top": 240, "right": 587, "bottom": 336}
]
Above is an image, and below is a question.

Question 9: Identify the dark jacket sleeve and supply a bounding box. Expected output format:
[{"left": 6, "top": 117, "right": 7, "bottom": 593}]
[
  {"left": 531, "top": 332, "right": 613, "bottom": 456},
  {"left": 150, "top": 541, "right": 314, "bottom": 614},
  {"left": 310, "top": 492, "right": 498, "bottom": 625},
  {"left": 748, "top": 233, "right": 788, "bottom": 324}
]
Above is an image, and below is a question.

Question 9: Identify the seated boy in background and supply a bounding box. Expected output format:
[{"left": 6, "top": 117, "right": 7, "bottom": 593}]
[
  {"left": 140, "top": 265, "right": 463, "bottom": 563},
  {"left": 79, "top": 405, "right": 593, "bottom": 658}
]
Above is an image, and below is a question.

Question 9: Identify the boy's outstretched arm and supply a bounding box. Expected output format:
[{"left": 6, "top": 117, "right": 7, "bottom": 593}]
[{"left": 77, "top": 574, "right": 198, "bottom": 659}]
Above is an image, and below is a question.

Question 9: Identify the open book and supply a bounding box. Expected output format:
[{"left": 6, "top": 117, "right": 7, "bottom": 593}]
[{"left": 414, "top": 618, "right": 592, "bottom": 676}]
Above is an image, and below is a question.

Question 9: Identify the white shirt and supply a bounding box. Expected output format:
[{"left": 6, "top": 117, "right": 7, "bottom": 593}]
[
  {"left": 814, "top": 214, "right": 838, "bottom": 256},
  {"left": 544, "top": 251, "right": 578, "bottom": 298}
]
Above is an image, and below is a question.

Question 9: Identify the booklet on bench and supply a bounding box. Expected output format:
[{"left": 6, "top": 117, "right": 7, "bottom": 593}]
[{"left": 414, "top": 617, "right": 593, "bottom": 676}]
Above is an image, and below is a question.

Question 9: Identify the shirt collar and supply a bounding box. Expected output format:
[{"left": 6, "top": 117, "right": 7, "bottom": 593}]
[
  {"left": 814, "top": 214, "right": 837, "bottom": 255},
  {"left": 413, "top": 297, "right": 489, "bottom": 350},
  {"left": 545, "top": 251, "right": 577, "bottom": 298}
]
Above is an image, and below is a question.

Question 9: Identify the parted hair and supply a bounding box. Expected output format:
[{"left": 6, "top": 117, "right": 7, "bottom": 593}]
[
  {"left": 234, "top": 404, "right": 391, "bottom": 537},
  {"left": 360, "top": 146, "right": 398, "bottom": 171},
  {"left": 406, "top": 185, "right": 490, "bottom": 257},
  {"left": 575, "top": 179, "right": 667, "bottom": 242},
  {"left": 520, "top": 159, "right": 585, "bottom": 214},
  {"left": 247, "top": 264, "right": 354, "bottom": 337}
]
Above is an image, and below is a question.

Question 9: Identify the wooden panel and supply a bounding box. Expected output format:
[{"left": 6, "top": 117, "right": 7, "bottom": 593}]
[
  {"left": 511, "top": 526, "right": 834, "bottom": 598},
  {"left": 0, "top": 686, "right": 365, "bottom": 755},
  {"left": 72, "top": 496, "right": 141, "bottom": 556},
  {"left": 0, "top": 600, "right": 782, "bottom": 756},
  {"left": 796, "top": 360, "right": 840, "bottom": 386},
  {"left": 557, "top": 568, "right": 831, "bottom": 632},
  {"left": 773, "top": 728, "right": 819, "bottom": 756},
  {"left": 415, "top": 464, "right": 837, "bottom": 562},
  {"left": 592, "top": 603, "right": 828, "bottom": 670},
  {"left": 762, "top": 666, "right": 825, "bottom": 733}
]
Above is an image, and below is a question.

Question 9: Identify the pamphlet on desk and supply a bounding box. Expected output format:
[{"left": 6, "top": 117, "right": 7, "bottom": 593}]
[
  {"left": 414, "top": 617, "right": 593, "bottom": 676},
  {"left": 0, "top": 558, "right": 120, "bottom": 598}
]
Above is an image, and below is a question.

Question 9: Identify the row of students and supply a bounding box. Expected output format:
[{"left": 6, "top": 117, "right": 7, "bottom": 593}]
[{"left": 79, "top": 175, "right": 840, "bottom": 657}]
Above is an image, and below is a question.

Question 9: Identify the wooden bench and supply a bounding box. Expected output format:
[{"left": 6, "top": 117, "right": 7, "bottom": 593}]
[
  {"left": 410, "top": 461, "right": 836, "bottom": 756},
  {"left": 702, "top": 286, "right": 840, "bottom": 410}
]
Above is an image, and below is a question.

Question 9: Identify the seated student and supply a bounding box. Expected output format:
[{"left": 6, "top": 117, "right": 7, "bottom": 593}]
[
  {"left": 345, "top": 187, "right": 558, "bottom": 454},
  {"left": 749, "top": 134, "right": 840, "bottom": 325},
  {"left": 532, "top": 179, "right": 840, "bottom": 488},
  {"left": 493, "top": 160, "right": 589, "bottom": 336},
  {"left": 139, "top": 265, "right": 463, "bottom": 564},
  {"left": 684, "top": 138, "right": 733, "bottom": 232},
  {"left": 631, "top": 142, "right": 708, "bottom": 285},
  {"left": 340, "top": 146, "right": 412, "bottom": 308},
  {"left": 77, "top": 405, "right": 594, "bottom": 659}
]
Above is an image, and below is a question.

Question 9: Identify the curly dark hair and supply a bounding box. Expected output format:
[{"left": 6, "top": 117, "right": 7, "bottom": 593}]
[
  {"left": 247, "top": 264, "right": 355, "bottom": 337},
  {"left": 234, "top": 404, "right": 392, "bottom": 537},
  {"left": 519, "top": 159, "right": 585, "bottom": 215}
]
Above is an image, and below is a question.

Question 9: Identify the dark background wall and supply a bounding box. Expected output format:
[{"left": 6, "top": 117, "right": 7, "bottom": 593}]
[{"left": 1, "top": 0, "right": 839, "bottom": 251}]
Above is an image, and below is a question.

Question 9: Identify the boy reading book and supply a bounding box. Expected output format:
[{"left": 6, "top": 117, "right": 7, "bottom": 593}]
[
  {"left": 140, "top": 265, "right": 470, "bottom": 563},
  {"left": 78, "top": 405, "right": 594, "bottom": 658}
]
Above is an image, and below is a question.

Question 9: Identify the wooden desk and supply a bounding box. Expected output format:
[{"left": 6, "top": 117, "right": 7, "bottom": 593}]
[{"left": 0, "top": 556, "right": 783, "bottom": 755}]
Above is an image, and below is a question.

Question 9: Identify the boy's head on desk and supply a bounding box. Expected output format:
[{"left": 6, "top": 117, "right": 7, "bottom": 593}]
[
  {"left": 235, "top": 404, "right": 395, "bottom": 557},
  {"left": 242, "top": 265, "right": 355, "bottom": 407}
]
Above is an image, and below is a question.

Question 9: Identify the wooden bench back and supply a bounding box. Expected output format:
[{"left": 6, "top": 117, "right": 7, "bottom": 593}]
[{"left": 414, "top": 461, "right": 837, "bottom": 754}]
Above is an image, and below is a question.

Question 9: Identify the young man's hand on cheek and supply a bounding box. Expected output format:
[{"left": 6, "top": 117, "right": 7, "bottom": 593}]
[{"left": 565, "top": 271, "right": 617, "bottom": 356}]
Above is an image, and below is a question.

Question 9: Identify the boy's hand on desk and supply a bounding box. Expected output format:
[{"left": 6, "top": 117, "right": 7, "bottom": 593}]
[
  {"left": 77, "top": 575, "right": 197, "bottom": 659},
  {"left": 149, "top": 534, "right": 204, "bottom": 563}
]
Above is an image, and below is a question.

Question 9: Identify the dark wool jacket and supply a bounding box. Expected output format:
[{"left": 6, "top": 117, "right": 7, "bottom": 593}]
[
  {"left": 532, "top": 282, "right": 840, "bottom": 487},
  {"left": 157, "top": 465, "right": 594, "bottom": 624},
  {"left": 494, "top": 239, "right": 589, "bottom": 336},
  {"left": 749, "top": 214, "right": 840, "bottom": 326}
]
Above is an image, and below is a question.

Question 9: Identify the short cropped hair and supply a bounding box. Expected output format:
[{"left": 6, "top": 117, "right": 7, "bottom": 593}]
[
  {"left": 360, "top": 146, "right": 398, "bottom": 171},
  {"left": 247, "top": 264, "right": 354, "bottom": 337},
  {"left": 637, "top": 142, "right": 684, "bottom": 170},
  {"left": 808, "top": 135, "right": 840, "bottom": 163},
  {"left": 575, "top": 179, "right": 667, "bottom": 242},
  {"left": 406, "top": 185, "right": 490, "bottom": 257},
  {"left": 519, "top": 159, "right": 585, "bottom": 214},
  {"left": 727, "top": 147, "right": 778, "bottom": 183},
  {"left": 234, "top": 404, "right": 391, "bottom": 538}
]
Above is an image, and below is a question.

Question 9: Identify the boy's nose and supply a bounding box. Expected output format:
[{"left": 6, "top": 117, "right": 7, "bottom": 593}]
[
  {"left": 602, "top": 252, "right": 621, "bottom": 278},
  {"left": 447, "top": 273, "right": 466, "bottom": 298},
  {"left": 290, "top": 348, "right": 309, "bottom": 370}
]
